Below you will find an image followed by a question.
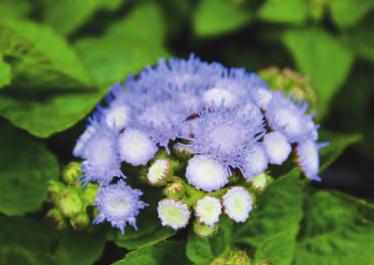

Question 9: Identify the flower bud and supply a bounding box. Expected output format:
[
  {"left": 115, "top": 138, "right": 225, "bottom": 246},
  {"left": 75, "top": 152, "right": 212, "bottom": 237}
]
[
  {"left": 70, "top": 212, "right": 90, "bottom": 230},
  {"left": 258, "top": 67, "right": 318, "bottom": 109},
  {"left": 225, "top": 249, "right": 251, "bottom": 265},
  {"left": 81, "top": 182, "right": 98, "bottom": 206},
  {"left": 62, "top": 162, "right": 81, "bottom": 184},
  {"left": 147, "top": 158, "right": 172, "bottom": 186},
  {"left": 195, "top": 196, "right": 222, "bottom": 227},
  {"left": 193, "top": 221, "right": 218, "bottom": 238},
  {"left": 58, "top": 188, "right": 84, "bottom": 217},
  {"left": 163, "top": 180, "right": 185, "bottom": 200},
  {"left": 46, "top": 208, "right": 66, "bottom": 230},
  {"left": 250, "top": 173, "right": 272, "bottom": 191},
  {"left": 223, "top": 187, "right": 254, "bottom": 223}
]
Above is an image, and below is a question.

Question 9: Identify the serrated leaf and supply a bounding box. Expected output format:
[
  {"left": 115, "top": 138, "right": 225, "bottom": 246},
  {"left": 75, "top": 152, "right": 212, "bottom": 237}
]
[
  {"left": 0, "top": 90, "right": 103, "bottom": 138},
  {"left": 330, "top": 0, "right": 373, "bottom": 28},
  {"left": 254, "top": 226, "right": 298, "bottom": 265},
  {"left": 0, "top": 216, "right": 106, "bottom": 265},
  {"left": 293, "top": 191, "right": 374, "bottom": 265},
  {"left": 283, "top": 28, "right": 354, "bottom": 117},
  {"left": 0, "top": 54, "right": 11, "bottom": 88},
  {"left": 258, "top": 0, "right": 308, "bottom": 24},
  {"left": 0, "top": 19, "right": 92, "bottom": 89},
  {"left": 319, "top": 130, "right": 362, "bottom": 171},
  {"left": 74, "top": 2, "right": 169, "bottom": 88},
  {"left": 235, "top": 170, "right": 303, "bottom": 246},
  {"left": 113, "top": 241, "right": 189, "bottom": 265},
  {"left": 0, "top": 125, "right": 59, "bottom": 215},
  {"left": 42, "top": 0, "right": 126, "bottom": 35},
  {"left": 193, "top": 0, "right": 253, "bottom": 37}
]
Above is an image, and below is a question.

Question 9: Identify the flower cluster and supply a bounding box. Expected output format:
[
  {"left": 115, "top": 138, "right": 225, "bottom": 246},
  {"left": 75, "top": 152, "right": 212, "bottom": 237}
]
[{"left": 73, "top": 55, "right": 324, "bottom": 234}]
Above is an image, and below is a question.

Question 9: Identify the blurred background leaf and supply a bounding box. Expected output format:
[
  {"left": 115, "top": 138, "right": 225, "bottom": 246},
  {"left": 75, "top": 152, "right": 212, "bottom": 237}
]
[
  {"left": 193, "top": 0, "right": 253, "bottom": 37},
  {"left": 0, "top": 125, "right": 59, "bottom": 216}
]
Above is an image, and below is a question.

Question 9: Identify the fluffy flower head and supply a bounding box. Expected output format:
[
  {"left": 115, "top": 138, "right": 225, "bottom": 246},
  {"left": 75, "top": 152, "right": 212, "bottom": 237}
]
[
  {"left": 195, "top": 196, "right": 222, "bottom": 226},
  {"left": 93, "top": 181, "right": 148, "bottom": 234},
  {"left": 223, "top": 186, "right": 253, "bottom": 223}
]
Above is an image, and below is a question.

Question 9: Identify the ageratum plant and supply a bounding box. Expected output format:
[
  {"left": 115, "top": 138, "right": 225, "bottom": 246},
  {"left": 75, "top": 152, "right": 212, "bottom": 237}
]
[{"left": 55, "top": 55, "right": 325, "bottom": 236}]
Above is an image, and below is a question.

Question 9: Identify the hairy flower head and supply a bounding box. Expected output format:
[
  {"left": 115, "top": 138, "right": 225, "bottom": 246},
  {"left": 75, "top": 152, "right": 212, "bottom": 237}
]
[
  {"left": 223, "top": 186, "right": 253, "bottom": 223},
  {"left": 182, "top": 106, "right": 264, "bottom": 169},
  {"left": 118, "top": 128, "right": 157, "bottom": 166},
  {"left": 93, "top": 180, "right": 148, "bottom": 234},
  {"left": 265, "top": 92, "right": 317, "bottom": 143},
  {"left": 185, "top": 155, "right": 229, "bottom": 192}
]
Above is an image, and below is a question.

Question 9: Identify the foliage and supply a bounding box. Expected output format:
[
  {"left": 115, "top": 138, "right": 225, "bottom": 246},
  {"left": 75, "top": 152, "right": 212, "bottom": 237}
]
[{"left": 0, "top": 0, "right": 373, "bottom": 264}]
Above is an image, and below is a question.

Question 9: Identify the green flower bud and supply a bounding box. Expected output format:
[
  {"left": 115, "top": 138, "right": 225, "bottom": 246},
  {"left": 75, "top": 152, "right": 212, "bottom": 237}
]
[
  {"left": 225, "top": 249, "right": 251, "bottom": 265},
  {"left": 250, "top": 173, "right": 272, "bottom": 191},
  {"left": 81, "top": 182, "right": 98, "bottom": 206},
  {"left": 46, "top": 208, "right": 66, "bottom": 230},
  {"left": 70, "top": 212, "right": 90, "bottom": 230},
  {"left": 210, "top": 257, "right": 226, "bottom": 265},
  {"left": 62, "top": 162, "right": 81, "bottom": 184},
  {"left": 193, "top": 221, "right": 218, "bottom": 238},
  {"left": 47, "top": 180, "right": 65, "bottom": 201},
  {"left": 258, "top": 67, "right": 318, "bottom": 110},
  {"left": 58, "top": 188, "right": 83, "bottom": 217},
  {"left": 163, "top": 179, "right": 185, "bottom": 200}
]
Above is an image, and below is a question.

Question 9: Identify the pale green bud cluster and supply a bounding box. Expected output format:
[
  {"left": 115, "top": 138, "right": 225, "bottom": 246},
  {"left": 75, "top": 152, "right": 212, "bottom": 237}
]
[{"left": 47, "top": 162, "right": 98, "bottom": 230}]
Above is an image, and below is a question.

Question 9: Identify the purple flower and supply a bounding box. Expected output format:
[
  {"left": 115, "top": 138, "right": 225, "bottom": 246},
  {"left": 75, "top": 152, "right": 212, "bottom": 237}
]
[
  {"left": 93, "top": 180, "right": 148, "bottom": 234},
  {"left": 181, "top": 105, "right": 264, "bottom": 169},
  {"left": 75, "top": 122, "right": 123, "bottom": 185},
  {"left": 265, "top": 91, "right": 317, "bottom": 143}
]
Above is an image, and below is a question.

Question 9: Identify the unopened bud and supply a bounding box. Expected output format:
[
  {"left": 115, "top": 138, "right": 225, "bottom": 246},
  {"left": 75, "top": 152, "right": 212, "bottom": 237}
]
[
  {"left": 58, "top": 188, "right": 83, "bottom": 217},
  {"left": 47, "top": 208, "right": 66, "bottom": 230},
  {"left": 62, "top": 162, "right": 81, "bottom": 184},
  {"left": 193, "top": 221, "right": 218, "bottom": 238},
  {"left": 70, "top": 212, "right": 90, "bottom": 230},
  {"left": 163, "top": 180, "right": 185, "bottom": 199},
  {"left": 225, "top": 249, "right": 251, "bottom": 265}
]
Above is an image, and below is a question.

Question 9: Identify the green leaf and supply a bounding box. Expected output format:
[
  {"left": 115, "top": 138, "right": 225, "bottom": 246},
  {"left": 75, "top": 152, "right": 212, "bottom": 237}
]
[
  {"left": 0, "top": 90, "right": 103, "bottom": 138},
  {"left": 0, "top": 0, "right": 32, "bottom": 19},
  {"left": 42, "top": 0, "right": 126, "bottom": 35},
  {"left": 258, "top": 0, "right": 308, "bottom": 24},
  {"left": 0, "top": 19, "right": 92, "bottom": 89},
  {"left": 193, "top": 0, "right": 253, "bottom": 37},
  {"left": 344, "top": 20, "right": 374, "bottom": 62},
  {"left": 74, "top": 2, "right": 169, "bottom": 88},
  {"left": 319, "top": 130, "right": 362, "bottom": 171},
  {"left": 186, "top": 217, "right": 233, "bottom": 264},
  {"left": 234, "top": 170, "right": 303, "bottom": 246},
  {"left": 112, "top": 207, "right": 176, "bottom": 250},
  {"left": 113, "top": 241, "right": 189, "bottom": 265},
  {"left": 254, "top": 227, "right": 298, "bottom": 265},
  {"left": 283, "top": 28, "right": 354, "bottom": 117},
  {"left": 0, "top": 216, "right": 106, "bottom": 265},
  {"left": 0, "top": 54, "right": 11, "bottom": 88},
  {"left": 51, "top": 229, "right": 107, "bottom": 265},
  {"left": 329, "top": 0, "right": 373, "bottom": 28},
  {"left": 293, "top": 191, "right": 374, "bottom": 265},
  {"left": 0, "top": 125, "right": 59, "bottom": 216}
]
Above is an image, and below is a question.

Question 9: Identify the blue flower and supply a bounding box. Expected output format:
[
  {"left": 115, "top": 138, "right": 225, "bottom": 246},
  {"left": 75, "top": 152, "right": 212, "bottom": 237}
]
[
  {"left": 129, "top": 93, "right": 190, "bottom": 150},
  {"left": 181, "top": 105, "right": 265, "bottom": 169},
  {"left": 93, "top": 180, "right": 148, "bottom": 234},
  {"left": 296, "top": 140, "right": 325, "bottom": 181},
  {"left": 118, "top": 128, "right": 158, "bottom": 166},
  {"left": 265, "top": 91, "right": 317, "bottom": 143},
  {"left": 241, "top": 143, "right": 268, "bottom": 180},
  {"left": 201, "top": 68, "right": 265, "bottom": 109},
  {"left": 74, "top": 121, "right": 123, "bottom": 185}
]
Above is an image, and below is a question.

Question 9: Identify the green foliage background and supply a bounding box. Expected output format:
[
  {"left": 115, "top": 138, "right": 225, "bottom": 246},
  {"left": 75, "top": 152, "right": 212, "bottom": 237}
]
[{"left": 0, "top": 0, "right": 373, "bottom": 264}]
